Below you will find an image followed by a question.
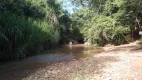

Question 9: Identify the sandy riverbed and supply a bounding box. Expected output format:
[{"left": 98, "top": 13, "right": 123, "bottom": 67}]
[
  {"left": 1, "top": 42, "right": 142, "bottom": 80},
  {"left": 23, "top": 42, "right": 142, "bottom": 80}
]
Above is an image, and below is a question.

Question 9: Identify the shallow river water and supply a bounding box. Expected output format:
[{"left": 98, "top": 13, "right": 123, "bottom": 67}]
[{"left": 0, "top": 44, "right": 104, "bottom": 80}]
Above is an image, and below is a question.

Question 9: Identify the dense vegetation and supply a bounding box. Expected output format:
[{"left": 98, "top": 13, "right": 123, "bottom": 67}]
[
  {"left": 1, "top": 0, "right": 142, "bottom": 61},
  {"left": 0, "top": 0, "right": 71, "bottom": 61},
  {"left": 71, "top": 0, "right": 142, "bottom": 46}
]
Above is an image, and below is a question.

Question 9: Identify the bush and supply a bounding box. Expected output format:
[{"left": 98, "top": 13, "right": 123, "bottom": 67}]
[{"left": 0, "top": 11, "right": 60, "bottom": 60}]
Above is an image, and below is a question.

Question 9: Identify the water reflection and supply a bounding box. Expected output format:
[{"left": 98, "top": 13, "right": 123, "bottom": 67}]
[
  {"left": 0, "top": 44, "right": 104, "bottom": 80},
  {"left": 32, "top": 44, "right": 105, "bottom": 62}
]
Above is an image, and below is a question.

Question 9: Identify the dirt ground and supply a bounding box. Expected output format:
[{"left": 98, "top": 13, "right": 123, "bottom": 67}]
[
  {"left": 23, "top": 42, "right": 142, "bottom": 80},
  {"left": 1, "top": 41, "right": 142, "bottom": 80}
]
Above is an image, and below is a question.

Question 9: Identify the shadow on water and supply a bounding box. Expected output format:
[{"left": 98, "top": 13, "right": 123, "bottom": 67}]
[{"left": 0, "top": 44, "right": 104, "bottom": 80}]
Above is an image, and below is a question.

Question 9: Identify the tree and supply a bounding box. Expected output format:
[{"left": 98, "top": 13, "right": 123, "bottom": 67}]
[
  {"left": 0, "top": 0, "right": 68, "bottom": 60},
  {"left": 71, "top": 0, "right": 142, "bottom": 45}
]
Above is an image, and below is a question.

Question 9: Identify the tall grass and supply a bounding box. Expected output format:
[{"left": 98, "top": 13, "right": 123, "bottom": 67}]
[{"left": 0, "top": 11, "right": 60, "bottom": 61}]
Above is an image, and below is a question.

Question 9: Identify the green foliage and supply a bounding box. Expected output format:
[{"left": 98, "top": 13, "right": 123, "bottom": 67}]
[
  {"left": 0, "top": 11, "right": 60, "bottom": 60},
  {"left": 71, "top": 0, "right": 141, "bottom": 45},
  {"left": 59, "top": 14, "right": 83, "bottom": 43},
  {"left": 2, "top": 0, "right": 142, "bottom": 60},
  {"left": 0, "top": 0, "right": 65, "bottom": 61}
]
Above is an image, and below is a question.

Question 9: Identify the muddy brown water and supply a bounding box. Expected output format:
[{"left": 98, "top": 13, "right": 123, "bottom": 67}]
[{"left": 0, "top": 44, "right": 104, "bottom": 80}]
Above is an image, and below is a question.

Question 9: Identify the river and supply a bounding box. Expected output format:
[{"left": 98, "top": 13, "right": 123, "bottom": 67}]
[{"left": 0, "top": 44, "right": 104, "bottom": 80}]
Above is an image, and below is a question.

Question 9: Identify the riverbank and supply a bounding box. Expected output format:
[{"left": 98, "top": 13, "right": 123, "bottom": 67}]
[
  {"left": 23, "top": 42, "right": 142, "bottom": 80},
  {"left": 1, "top": 42, "right": 142, "bottom": 80}
]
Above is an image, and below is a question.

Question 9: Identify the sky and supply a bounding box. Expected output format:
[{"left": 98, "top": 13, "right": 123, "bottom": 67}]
[{"left": 58, "top": 0, "right": 81, "bottom": 14}]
